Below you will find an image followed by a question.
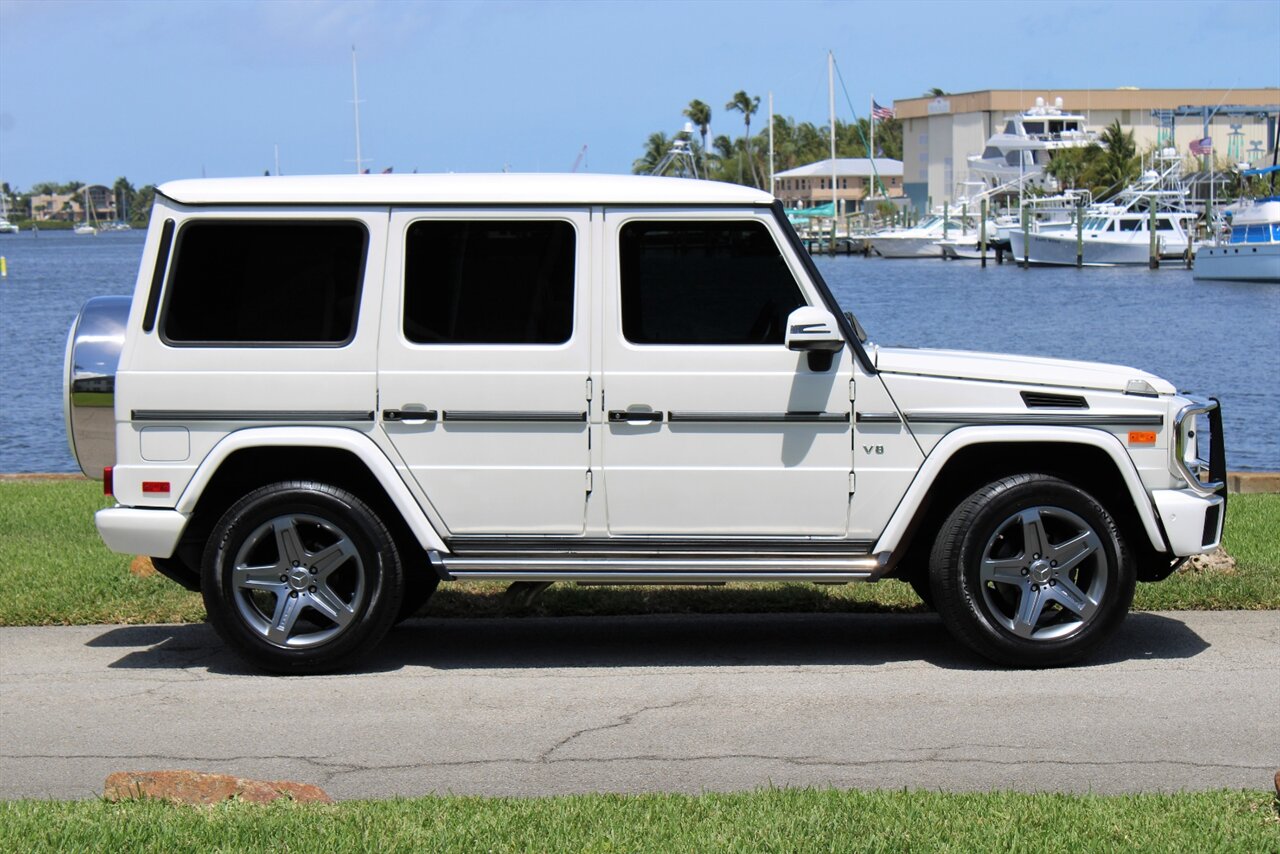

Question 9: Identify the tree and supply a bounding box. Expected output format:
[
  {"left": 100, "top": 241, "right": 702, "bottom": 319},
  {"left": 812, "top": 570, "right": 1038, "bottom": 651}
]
[
  {"left": 1092, "top": 120, "right": 1139, "bottom": 197},
  {"left": 725, "top": 90, "right": 762, "bottom": 187},
  {"left": 632, "top": 132, "right": 671, "bottom": 175},
  {"left": 924, "top": 87, "right": 949, "bottom": 97},
  {"left": 683, "top": 99, "right": 712, "bottom": 177},
  {"left": 129, "top": 185, "right": 157, "bottom": 226},
  {"left": 112, "top": 176, "right": 135, "bottom": 222}
]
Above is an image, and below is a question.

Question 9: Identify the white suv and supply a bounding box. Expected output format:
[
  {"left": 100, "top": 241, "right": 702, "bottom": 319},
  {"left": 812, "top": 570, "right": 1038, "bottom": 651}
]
[{"left": 65, "top": 174, "right": 1226, "bottom": 672}]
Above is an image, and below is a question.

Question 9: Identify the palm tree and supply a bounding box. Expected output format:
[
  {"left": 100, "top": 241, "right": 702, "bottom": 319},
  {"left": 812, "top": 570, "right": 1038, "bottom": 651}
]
[
  {"left": 632, "top": 132, "right": 671, "bottom": 175},
  {"left": 725, "top": 90, "right": 761, "bottom": 186},
  {"left": 1093, "top": 120, "right": 1139, "bottom": 197},
  {"left": 683, "top": 99, "right": 712, "bottom": 177},
  {"left": 924, "top": 87, "right": 949, "bottom": 97}
]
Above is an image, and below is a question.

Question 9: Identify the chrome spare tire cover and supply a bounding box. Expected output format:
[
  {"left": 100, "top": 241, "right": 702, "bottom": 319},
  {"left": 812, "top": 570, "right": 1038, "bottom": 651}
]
[{"left": 64, "top": 295, "right": 131, "bottom": 478}]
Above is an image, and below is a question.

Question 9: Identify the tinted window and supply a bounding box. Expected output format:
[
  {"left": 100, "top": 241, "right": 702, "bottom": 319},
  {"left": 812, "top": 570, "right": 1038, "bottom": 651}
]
[
  {"left": 619, "top": 220, "right": 805, "bottom": 345},
  {"left": 403, "top": 220, "right": 575, "bottom": 344},
  {"left": 163, "top": 221, "right": 366, "bottom": 344}
]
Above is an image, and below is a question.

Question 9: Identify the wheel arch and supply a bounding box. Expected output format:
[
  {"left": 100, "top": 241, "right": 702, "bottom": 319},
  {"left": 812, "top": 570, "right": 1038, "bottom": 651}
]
[
  {"left": 874, "top": 426, "right": 1167, "bottom": 578},
  {"left": 169, "top": 427, "right": 446, "bottom": 578}
]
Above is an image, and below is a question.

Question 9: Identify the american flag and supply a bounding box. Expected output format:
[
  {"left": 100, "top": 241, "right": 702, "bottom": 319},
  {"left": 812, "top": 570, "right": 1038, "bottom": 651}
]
[
  {"left": 872, "top": 100, "right": 895, "bottom": 121},
  {"left": 1189, "top": 136, "right": 1213, "bottom": 156}
]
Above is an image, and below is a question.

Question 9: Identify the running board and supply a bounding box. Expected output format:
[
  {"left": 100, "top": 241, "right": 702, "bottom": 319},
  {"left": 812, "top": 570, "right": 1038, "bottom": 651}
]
[{"left": 431, "top": 552, "right": 887, "bottom": 584}]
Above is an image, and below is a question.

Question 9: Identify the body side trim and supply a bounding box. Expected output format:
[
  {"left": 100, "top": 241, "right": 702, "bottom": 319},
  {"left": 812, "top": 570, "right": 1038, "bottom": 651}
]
[
  {"left": 174, "top": 426, "right": 447, "bottom": 552},
  {"left": 903, "top": 412, "right": 1164, "bottom": 426},
  {"left": 134, "top": 410, "right": 375, "bottom": 422},
  {"left": 441, "top": 410, "right": 587, "bottom": 423},
  {"left": 870, "top": 425, "right": 1168, "bottom": 555},
  {"left": 666, "top": 411, "right": 848, "bottom": 424}
]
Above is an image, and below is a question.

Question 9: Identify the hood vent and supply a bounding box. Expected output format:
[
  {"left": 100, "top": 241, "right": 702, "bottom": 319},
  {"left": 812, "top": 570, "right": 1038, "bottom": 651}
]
[{"left": 1021, "top": 390, "right": 1089, "bottom": 409}]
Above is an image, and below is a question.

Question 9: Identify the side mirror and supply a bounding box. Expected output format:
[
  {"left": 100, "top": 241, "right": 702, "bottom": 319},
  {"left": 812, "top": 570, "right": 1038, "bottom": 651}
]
[{"left": 785, "top": 306, "right": 844, "bottom": 352}]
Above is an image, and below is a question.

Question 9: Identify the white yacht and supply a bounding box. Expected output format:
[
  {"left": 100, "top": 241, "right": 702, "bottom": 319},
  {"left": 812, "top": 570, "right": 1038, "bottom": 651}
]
[
  {"left": 968, "top": 97, "right": 1099, "bottom": 191},
  {"left": 868, "top": 213, "right": 969, "bottom": 258},
  {"left": 1193, "top": 195, "right": 1280, "bottom": 283},
  {"left": 1008, "top": 150, "right": 1198, "bottom": 266}
]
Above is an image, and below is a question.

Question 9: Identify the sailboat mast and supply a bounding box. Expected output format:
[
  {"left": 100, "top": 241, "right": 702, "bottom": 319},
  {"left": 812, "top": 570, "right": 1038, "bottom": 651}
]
[
  {"left": 768, "top": 91, "right": 775, "bottom": 196},
  {"left": 351, "top": 45, "right": 364, "bottom": 174},
  {"left": 828, "top": 52, "right": 836, "bottom": 223}
]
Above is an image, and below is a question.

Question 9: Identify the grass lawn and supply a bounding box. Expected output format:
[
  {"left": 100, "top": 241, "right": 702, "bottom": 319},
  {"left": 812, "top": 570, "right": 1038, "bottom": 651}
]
[
  {"left": 1, "top": 478, "right": 1276, "bottom": 626},
  {"left": 1, "top": 788, "right": 1277, "bottom": 852}
]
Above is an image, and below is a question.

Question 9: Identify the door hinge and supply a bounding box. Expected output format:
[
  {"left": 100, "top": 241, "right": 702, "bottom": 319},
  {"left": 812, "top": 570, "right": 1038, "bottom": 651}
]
[
  {"left": 849, "top": 471, "right": 856, "bottom": 494},
  {"left": 585, "top": 377, "right": 593, "bottom": 401},
  {"left": 849, "top": 379, "right": 857, "bottom": 401},
  {"left": 585, "top": 470, "right": 594, "bottom": 493}
]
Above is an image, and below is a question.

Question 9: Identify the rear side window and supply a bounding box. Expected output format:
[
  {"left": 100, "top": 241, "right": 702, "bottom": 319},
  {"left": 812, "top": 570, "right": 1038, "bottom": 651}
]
[
  {"left": 403, "top": 220, "right": 575, "bottom": 345},
  {"left": 619, "top": 220, "right": 805, "bottom": 345},
  {"left": 162, "top": 221, "right": 366, "bottom": 345}
]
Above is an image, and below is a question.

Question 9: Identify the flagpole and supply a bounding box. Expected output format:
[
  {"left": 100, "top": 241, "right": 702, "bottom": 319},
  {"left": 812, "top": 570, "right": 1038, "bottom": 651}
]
[{"left": 870, "top": 92, "right": 875, "bottom": 200}]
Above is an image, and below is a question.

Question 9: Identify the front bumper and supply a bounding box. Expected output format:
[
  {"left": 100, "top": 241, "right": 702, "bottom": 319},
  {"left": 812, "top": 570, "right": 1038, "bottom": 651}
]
[
  {"left": 96, "top": 507, "right": 188, "bottom": 558},
  {"left": 1151, "top": 489, "right": 1225, "bottom": 556}
]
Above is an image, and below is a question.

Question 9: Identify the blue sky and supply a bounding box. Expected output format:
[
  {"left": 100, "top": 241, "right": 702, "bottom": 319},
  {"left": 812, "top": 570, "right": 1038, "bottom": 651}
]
[{"left": 1, "top": 0, "right": 1277, "bottom": 189}]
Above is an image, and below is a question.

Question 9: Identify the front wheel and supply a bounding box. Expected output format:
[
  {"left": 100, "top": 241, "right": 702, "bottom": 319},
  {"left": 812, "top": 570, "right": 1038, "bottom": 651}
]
[
  {"left": 202, "top": 481, "right": 404, "bottom": 674},
  {"left": 929, "top": 474, "right": 1134, "bottom": 667}
]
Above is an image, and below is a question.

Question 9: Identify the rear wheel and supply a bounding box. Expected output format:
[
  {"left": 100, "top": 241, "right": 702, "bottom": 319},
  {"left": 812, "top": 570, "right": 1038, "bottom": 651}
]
[
  {"left": 202, "top": 481, "right": 404, "bottom": 674},
  {"left": 929, "top": 474, "right": 1134, "bottom": 667}
]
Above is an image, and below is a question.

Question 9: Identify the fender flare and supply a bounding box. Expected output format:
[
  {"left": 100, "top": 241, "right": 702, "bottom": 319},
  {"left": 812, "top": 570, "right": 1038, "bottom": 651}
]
[
  {"left": 871, "top": 425, "right": 1168, "bottom": 555},
  {"left": 174, "top": 426, "right": 448, "bottom": 553}
]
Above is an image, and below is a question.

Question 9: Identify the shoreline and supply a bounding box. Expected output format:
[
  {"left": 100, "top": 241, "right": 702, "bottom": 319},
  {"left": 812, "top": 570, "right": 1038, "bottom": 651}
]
[{"left": 4, "top": 471, "right": 1279, "bottom": 493}]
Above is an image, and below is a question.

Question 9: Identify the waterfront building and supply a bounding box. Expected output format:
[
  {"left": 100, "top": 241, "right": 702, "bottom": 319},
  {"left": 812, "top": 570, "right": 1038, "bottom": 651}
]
[
  {"left": 29, "top": 184, "right": 117, "bottom": 222},
  {"left": 773, "top": 158, "right": 904, "bottom": 213},
  {"left": 894, "top": 88, "right": 1280, "bottom": 211}
]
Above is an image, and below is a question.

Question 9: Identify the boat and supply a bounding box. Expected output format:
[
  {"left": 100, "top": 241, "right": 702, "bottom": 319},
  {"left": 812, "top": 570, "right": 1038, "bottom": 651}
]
[
  {"left": 0, "top": 192, "right": 19, "bottom": 234},
  {"left": 869, "top": 213, "right": 973, "bottom": 258},
  {"left": 74, "top": 186, "right": 99, "bottom": 235},
  {"left": 1193, "top": 194, "right": 1280, "bottom": 283},
  {"left": 967, "top": 97, "right": 1099, "bottom": 192},
  {"left": 1007, "top": 149, "right": 1199, "bottom": 266}
]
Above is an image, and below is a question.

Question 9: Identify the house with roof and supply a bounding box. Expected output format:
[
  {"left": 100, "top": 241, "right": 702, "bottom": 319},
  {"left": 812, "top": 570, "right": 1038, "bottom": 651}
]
[{"left": 773, "top": 158, "right": 904, "bottom": 213}]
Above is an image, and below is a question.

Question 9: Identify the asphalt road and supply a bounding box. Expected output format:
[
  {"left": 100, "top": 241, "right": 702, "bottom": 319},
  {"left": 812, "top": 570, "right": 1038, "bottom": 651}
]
[{"left": 1, "top": 610, "right": 1277, "bottom": 800}]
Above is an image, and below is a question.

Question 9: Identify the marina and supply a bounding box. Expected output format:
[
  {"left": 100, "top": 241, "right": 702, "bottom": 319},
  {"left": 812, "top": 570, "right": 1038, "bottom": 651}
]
[{"left": 1, "top": 228, "right": 1275, "bottom": 473}]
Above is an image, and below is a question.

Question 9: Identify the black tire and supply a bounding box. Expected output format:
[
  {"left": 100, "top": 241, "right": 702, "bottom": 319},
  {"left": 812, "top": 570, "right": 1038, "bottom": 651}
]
[
  {"left": 395, "top": 571, "right": 439, "bottom": 623},
  {"left": 201, "top": 481, "right": 404, "bottom": 674},
  {"left": 929, "top": 474, "right": 1134, "bottom": 667},
  {"left": 906, "top": 569, "right": 935, "bottom": 610}
]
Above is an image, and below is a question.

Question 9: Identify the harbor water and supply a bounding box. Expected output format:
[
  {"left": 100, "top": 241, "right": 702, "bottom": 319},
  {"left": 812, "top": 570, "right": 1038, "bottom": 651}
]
[{"left": 0, "top": 230, "right": 1276, "bottom": 472}]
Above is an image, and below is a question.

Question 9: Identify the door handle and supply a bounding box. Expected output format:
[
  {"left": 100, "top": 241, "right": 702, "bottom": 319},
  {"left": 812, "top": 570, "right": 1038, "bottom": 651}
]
[
  {"left": 608, "top": 409, "right": 664, "bottom": 424},
  {"left": 383, "top": 408, "right": 438, "bottom": 423}
]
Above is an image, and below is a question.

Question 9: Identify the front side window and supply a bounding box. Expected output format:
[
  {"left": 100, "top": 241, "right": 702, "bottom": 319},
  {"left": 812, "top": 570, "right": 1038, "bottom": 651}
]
[
  {"left": 403, "top": 220, "right": 575, "bottom": 344},
  {"left": 619, "top": 220, "right": 805, "bottom": 345},
  {"left": 162, "top": 221, "right": 366, "bottom": 345}
]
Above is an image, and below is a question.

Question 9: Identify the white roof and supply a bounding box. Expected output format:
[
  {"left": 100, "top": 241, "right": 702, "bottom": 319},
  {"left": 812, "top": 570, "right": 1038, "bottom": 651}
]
[
  {"left": 774, "top": 158, "right": 903, "bottom": 179},
  {"left": 158, "top": 173, "right": 775, "bottom": 206}
]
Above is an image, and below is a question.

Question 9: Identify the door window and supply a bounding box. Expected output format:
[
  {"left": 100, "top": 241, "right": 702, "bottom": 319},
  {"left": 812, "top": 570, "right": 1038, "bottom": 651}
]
[
  {"left": 403, "top": 220, "right": 575, "bottom": 344},
  {"left": 618, "top": 220, "right": 804, "bottom": 345}
]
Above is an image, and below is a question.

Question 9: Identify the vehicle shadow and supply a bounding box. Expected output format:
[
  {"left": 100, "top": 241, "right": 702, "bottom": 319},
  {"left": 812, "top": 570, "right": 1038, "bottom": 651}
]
[{"left": 88, "top": 611, "right": 1210, "bottom": 675}]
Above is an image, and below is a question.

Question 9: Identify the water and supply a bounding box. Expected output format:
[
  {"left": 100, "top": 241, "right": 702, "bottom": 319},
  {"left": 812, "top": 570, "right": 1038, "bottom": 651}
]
[{"left": 1, "top": 231, "right": 1277, "bottom": 471}]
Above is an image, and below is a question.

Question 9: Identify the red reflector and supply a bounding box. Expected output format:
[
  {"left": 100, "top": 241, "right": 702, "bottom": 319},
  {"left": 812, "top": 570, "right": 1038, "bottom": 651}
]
[
  {"left": 103, "top": 467, "right": 113, "bottom": 497},
  {"left": 1129, "top": 431, "right": 1157, "bottom": 445},
  {"left": 142, "top": 481, "right": 171, "bottom": 494}
]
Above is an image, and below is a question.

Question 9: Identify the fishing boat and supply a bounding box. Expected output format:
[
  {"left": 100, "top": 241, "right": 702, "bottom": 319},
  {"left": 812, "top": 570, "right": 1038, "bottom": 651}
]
[
  {"left": 1193, "top": 194, "right": 1280, "bottom": 283},
  {"left": 967, "top": 97, "right": 1099, "bottom": 192},
  {"left": 1007, "top": 150, "right": 1198, "bottom": 266}
]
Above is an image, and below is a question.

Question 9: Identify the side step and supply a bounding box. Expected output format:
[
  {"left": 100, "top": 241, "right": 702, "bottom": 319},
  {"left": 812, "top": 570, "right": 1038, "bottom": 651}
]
[{"left": 431, "top": 552, "right": 887, "bottom": 584}]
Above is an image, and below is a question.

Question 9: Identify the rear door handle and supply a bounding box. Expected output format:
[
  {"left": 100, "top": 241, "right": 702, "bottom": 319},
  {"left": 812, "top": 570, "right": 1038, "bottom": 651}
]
[{"left": 608, "top": 409, "right": 664, "bottom": 424}]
